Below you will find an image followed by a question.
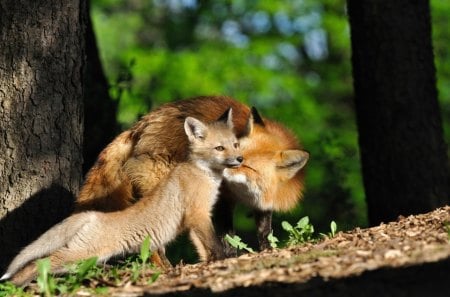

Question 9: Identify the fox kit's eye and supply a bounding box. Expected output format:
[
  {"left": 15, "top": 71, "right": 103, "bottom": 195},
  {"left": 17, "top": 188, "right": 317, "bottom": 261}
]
[
  {"left": 234, "top": 143, "right": 239, "bottom": 149},
  {"left": 215, "top": 146, "right": 225, "bottom": 151}
]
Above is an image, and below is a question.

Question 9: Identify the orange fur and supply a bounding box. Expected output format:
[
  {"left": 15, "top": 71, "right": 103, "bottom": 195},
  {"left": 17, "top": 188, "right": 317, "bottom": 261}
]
[
  {"left": 76, "top": 96, "right": 307, "bottom": 214},
  {"left": 74, "top": 96, "right": 308, "bottom": 256}
]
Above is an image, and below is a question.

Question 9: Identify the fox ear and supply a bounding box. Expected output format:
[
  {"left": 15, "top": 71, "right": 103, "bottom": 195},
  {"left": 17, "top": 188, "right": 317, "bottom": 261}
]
[
  {"left": 217, "top": 107, "right": 234, "bottom": 130},
  {"left": 184, "top": 117, "right": 208, "bottom": 141},
  {"left": 275, "top": 150, "right": 309, "bottom": 179},
  {"left": 251, "top": 107, "right": 265, "bottom": 127},
  {"left": 241, "top": 107, "right": 263, "bottom": 137}
]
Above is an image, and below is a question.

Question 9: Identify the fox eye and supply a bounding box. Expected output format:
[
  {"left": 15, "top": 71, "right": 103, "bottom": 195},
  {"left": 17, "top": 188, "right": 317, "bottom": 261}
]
[
  {"left": 234, "top": 143, "right": 239, "bottom": 149},
  {"left": 215, "top": 146, "right": 225, "bottom": 151}
]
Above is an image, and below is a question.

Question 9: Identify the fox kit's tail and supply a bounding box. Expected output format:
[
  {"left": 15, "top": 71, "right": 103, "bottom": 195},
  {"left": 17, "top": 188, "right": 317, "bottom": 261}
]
[{"left": 0, "top": 213, "right": 95, "bottom": 281}]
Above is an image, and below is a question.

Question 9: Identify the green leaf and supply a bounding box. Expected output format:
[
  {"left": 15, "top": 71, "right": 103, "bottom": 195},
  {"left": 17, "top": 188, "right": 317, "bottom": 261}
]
[
  {"left": 0, "top": 282, "right": 29, "bottom": 297},
  {"left": 296, "top": 216, "right": 310, "bottom": 229},
  {"left": 281, "top": 221, "right": 294, "bottom": 232},
  {"left": 76, "top": 257, "right": 98, "bottom": 279},
  {"left": 330, "top": 221, "right": 337, "bottom": 236},
  {"left": 224, "top": 234, "right": 241, "bottom": 249},
  {"left": 224, "top": 234, "right": 255, "bottom": 253},
  {"left": 140, "top": 236, "right": 151, "bottom": 265},
  {"left": 149, "top": 271, "right": 161, "bottom": 284},
  {"left": 95, "top": 287, "right": 109, "bottom": 295},
  {"left": 36, "top": 258, "right": 54, "bottom": 297},
  {"left": 131, "top": 262, "right": 140, "bottom": 282},
  {"left": 267, "top": 231, "right": 279, "bottom": 248}
]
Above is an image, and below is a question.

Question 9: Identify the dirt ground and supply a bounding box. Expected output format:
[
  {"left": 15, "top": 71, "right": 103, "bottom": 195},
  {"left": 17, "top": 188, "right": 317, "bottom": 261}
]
[{"left": 107, "top": 206, "right": 450, "bottom": 297}]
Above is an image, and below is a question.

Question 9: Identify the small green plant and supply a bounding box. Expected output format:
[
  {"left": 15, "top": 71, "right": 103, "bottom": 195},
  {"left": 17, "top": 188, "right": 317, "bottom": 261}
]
[
  {"left": 36, "top": 258, "right": 56, "bottom": 297},
  {"left": 129, "top": 236, "right": 156, "bottom": 282},
  {"left": 267, "top": 231, "right": 279, "bottom": 248},
  {"left": 108, "top": 237, "right": 160, "bottom": 285},
  {"left": 3, "top": 237, "right": 160, "bottom": 296},
  {"left": 130, "top": 260, "right": 141, "bottom": 282},
  {"left": 282, "top": 216, "right": 315, "bottom": 246},
  {"left": 148, "top": 271, "right": 161, "bottom": 285},
  {"left": 0, "top": 282, "right": 30, "bottom": 297},
  {"left": 75, "top": 256, "right": 99, "bottom": 280},
  {"left": 320, "top": 220, "right": 338, "bottom": 238},
  {"left": 40, "top": 257, "right": 103, "bottom": 295},
  {"left": 111, "top": 236, "right": 160, "bottom": 284},
  {"left": 140, "top": 236, "right": 151, "bottom": 265},
  {"left": 282, "top": 217, "right": 339, "bottom": 246},
  {"left": 330, "top": 221, "right": 337, "bottom": 236},
  {"left": 224, "top": 234, "right": 255, "bottom": 253}
]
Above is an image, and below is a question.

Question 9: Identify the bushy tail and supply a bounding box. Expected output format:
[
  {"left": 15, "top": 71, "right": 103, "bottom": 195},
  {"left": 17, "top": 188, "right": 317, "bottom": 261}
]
[
  {"left": 1, "top": 212, "right": 96, "bottom": 280},
  {"left": 76, "top": 130, "right": 135, "bottom": 211}
]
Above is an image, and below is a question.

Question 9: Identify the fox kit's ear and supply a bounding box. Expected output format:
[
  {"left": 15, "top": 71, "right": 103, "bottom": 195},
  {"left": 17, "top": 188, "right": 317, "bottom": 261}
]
[
  {"left": 275, "top": 150, "right": 309, "bottom": 179},
  {"left": 241, "top": 111, "right": 254, "bottom": 138},
  {"left": 185, "top": 117, "right": 208, "bottom": 141},
  {"left": 217, "top": 107, "right": 234, "bottom": 130}
]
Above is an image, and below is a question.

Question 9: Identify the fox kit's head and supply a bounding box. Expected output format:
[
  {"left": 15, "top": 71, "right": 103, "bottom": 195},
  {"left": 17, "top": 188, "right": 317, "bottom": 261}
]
[
  {"left": 184, "top": 108, "right": 243, "bottom": 172},
  {"left": 224, "top": 107, "right": 310, "bottom": 211}
]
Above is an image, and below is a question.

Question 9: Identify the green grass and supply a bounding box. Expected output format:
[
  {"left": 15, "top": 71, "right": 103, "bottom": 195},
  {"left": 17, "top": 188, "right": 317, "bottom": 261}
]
[
  {"left": 224, "top": 234, "right": 256, "bottom": 253},
  {"left": 0, "top": 282, "right": 31, "bottom": 297},
  {"left": 282, "top": 216, "right": 339, "bottom": 246},
  {"left": 3, "top": 236, "right": 160, "bottom": 296},
  {"left": 226, "top": 217, "right": 339, "bottom": 253},
  {"left": 267, "top": 230, "right": 280, "bottom": 248},
  {"left": 282, "top": 216, "right": 316, "bottom": 245}
]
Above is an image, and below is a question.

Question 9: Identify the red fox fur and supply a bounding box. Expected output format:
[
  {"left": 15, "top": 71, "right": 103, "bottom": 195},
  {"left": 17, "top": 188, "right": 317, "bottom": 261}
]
[{"left": 76, "top": 96, "right": 309, "bottom": 252}]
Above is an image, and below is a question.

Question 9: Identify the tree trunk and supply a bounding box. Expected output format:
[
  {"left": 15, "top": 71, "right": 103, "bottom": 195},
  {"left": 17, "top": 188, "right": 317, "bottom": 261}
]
[
  {"left": 347, "top": 0, "right": 449, "bottom": 225},
  {"left": 0, "top": 0, "right": 85, "bottom": 270}
]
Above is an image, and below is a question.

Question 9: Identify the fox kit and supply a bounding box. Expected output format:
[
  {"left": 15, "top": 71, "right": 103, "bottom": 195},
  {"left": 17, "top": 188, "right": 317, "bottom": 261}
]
[
  {"left": 1, "top": 109, "right": 243, "bottom": 285},
  {"left": 76, "top": 96, "right": 309, "bottom": 252}
]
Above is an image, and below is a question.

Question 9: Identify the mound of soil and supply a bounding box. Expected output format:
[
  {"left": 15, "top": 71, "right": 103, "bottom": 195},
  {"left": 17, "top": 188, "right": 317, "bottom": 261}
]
[{"left": 111, "top": 206, "right": 450, "bottom": 296}]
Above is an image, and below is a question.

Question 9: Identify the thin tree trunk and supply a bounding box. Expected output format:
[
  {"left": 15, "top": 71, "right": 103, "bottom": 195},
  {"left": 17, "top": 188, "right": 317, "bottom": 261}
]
[
  {"left": 347, "top": 0, "right": 449, "bottom": 225},
  {"left": 0, "top": 0, "right": 85, "bottom": 270}
]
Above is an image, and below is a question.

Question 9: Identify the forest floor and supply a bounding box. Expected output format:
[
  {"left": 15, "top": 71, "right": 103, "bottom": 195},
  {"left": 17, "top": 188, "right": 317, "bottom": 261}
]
[{"left": 104, "top": 206, "right": 450, "bottom": 297}]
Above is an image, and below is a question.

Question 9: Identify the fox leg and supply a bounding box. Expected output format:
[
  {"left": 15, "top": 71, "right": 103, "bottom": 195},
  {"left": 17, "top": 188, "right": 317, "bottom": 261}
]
[
  {"left": 8, "top": 250, "right": 77, "bottom": 286},
  {"left": 254, "top": 209, "right": 273, "bottom": 251},
  {"left": 8, "top": 261, "right": 39, "bottom": 286},
  {"left": 150, "top": 248, "right": 172, "bottom": 270},
  {"left": 187, "top": 214, "right": 225, "bottom": 262},
  {"left": 125, "top": 155, "right": 176, "bottom": 268}
]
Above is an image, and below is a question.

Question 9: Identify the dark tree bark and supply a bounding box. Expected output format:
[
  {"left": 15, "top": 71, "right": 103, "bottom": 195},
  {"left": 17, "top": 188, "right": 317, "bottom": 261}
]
[
  {"left": 347, "top": 0, "right": 449, "bottom": 225},
  {"left": 83, "top": 0, "right": 119, "bottom": 174},
  {"left": 0, "top": 0, "right": 85, "bottom": 270}
]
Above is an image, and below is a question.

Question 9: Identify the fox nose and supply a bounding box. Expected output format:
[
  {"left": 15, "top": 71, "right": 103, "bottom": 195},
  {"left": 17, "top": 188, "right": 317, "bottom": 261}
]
[{"left": 236, "top": 156, "right": 243, "bottom": 163}]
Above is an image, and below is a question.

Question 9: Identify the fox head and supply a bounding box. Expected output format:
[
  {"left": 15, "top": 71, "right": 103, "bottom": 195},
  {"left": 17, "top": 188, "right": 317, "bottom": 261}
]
[
  {"left": 224, "top": 107, "right": 309, "bottom": 211},
  {"left": 184, "top": 108, "right": 244, "bottom": 172}
]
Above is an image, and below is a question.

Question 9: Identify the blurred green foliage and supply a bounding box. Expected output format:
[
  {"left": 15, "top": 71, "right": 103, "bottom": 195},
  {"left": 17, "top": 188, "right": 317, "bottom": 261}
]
[{"left": 90, "top": 0, "right": 449, "bottom": 255}]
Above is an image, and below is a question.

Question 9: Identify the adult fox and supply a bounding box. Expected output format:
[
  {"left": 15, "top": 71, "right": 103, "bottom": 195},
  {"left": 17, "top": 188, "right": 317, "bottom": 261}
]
[
  {"left": 1, "top": 110, "right": 242, "bottom": 285},
  {"left": 76, "top": 96, "right": 309, "bottom": 253}
]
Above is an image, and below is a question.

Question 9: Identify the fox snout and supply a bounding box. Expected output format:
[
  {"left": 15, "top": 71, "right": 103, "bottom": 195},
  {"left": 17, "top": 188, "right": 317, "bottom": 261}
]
[{"left": 226, "top": 156, "right": 244, "bottom": 168}]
